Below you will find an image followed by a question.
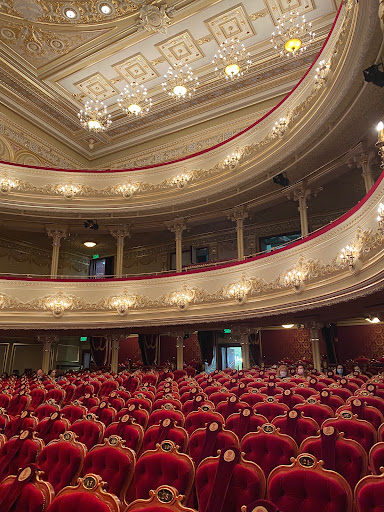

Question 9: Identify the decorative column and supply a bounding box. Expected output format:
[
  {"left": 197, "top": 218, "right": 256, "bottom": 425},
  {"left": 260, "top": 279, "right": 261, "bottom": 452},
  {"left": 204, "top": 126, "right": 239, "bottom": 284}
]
[
  {"left": 46, "top": 226, "right": 67, "bottom": 277},
  {"left": 110, "top": 227, "right": 130, "bottom": 278},
  {"left": 287, "top": 182, "right": 322, "bottom": 237},
  {"left": 379, "top": 1, "right": 384, "bottom": 32},
  {"left": 233, "top": 326, "right": 251, "bottom": 370},
  {"left": 227, "top": 207, "right": 248, "bottom": 260},
  {"left": 109, "top": 335, "right": 122, "bottom": 374},
  {"left": 173, "top": 331, "right": 185, "bottom": 371},
  {"left": 354, "top": 151, "right": 376, "bottom": 193},
  {"left": 308, "top": 323, "right": 322, "bottom": 372},
  {"left": 165, "top": 218, "right": 187, "bottom": 273},
  {"left": 37, "top": 335, "right": 59, "bottom": 374}
]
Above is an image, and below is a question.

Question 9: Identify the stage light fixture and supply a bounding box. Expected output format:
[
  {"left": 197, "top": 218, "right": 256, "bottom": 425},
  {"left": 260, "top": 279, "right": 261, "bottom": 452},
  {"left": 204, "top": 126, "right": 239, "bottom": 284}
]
[
  {"left": 273, "top": 172, "right": 290, "bottom": 187},
  {"left": 363, "top": 63, "right": 384, "bottom": 87}
]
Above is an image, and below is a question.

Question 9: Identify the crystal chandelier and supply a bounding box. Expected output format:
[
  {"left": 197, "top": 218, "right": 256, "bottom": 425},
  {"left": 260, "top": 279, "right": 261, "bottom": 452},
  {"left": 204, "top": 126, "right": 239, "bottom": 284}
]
[
  {"left": 162, "top": 64, "right": 199, "bottom": 100},
  {"left": 117, "top": 82, "right": 152, "bottom": 116},
  {"left": 212, "top": 37, "right": 252, "bottom": 80},
  {"left": 271, "top": 8, "right": 315, "bottom": 58},
  {"left": 78, "top": 99, "right": 111, "bottom": 132}
]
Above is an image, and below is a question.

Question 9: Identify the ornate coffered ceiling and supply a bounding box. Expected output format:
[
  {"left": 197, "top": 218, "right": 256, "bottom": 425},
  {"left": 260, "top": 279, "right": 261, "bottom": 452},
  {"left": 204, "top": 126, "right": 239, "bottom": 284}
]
[{"left": 0, "top": 0, "right": 338, "bottom": 160}]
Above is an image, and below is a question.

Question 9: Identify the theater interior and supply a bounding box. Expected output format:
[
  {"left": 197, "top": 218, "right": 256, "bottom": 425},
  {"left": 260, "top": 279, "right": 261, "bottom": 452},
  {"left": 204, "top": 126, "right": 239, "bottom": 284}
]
[{"left": 0, "top": 0, "right": 384, "bottom": 510}]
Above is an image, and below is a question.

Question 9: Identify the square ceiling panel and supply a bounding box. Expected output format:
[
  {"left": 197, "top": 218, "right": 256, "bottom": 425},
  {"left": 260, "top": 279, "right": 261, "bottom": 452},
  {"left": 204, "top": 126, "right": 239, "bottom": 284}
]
[
  {"left": 74, "top": 73, "right": 118, "bottom": 100},
  {"left": 205, "top": 4, "right": 255, "bottom": 45},
  {"left": 156, "top": 30, "right": 204, "bottom": 66},
  {"left": 265, "top": 0, "right": 315, "bottom": 25},
  {"left": 113, "top": 53, "right": 159, "bottom": 84}
]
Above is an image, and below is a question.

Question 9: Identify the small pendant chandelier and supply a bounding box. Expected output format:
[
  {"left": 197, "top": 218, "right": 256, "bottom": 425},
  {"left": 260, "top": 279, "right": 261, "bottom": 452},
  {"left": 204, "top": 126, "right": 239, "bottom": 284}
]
[
  {"left": 78, "top": 99, "right": 111, "bottom": 132},
  {"left": 212, "top": 37, "right": 252, "bottom": 80},
  {"left": 162, "top": 63, "right": 199, "bottom": 100},
  {"left": 271, "top": 7, "right": 315, "bottom": 58},
  {"left": 117, "top": 82, "right": 152, "bottom": 117}
]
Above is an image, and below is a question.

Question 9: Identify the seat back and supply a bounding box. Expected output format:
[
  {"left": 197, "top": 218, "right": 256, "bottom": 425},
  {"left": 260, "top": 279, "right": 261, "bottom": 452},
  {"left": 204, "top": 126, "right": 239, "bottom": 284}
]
[
  {"left": 294, "top": 400, "right": 334, "bottom": 428},
  {"left": 300, "top": 426, "right": 368, "bottom": 489},
  {"left": 36, "top": 412, "right": 70, "bottom": 445},
  {"left": 46, "top": 473, "right": 120, "bottom": 512},
  {"left": 0, "top": 464, "right": 54, "bottom": 512},
  {"left": 148, "top": 406, "right": 185, "bottom": 428},
  {"left": 196, "top": 446, "right": 266, "bottom": 512},
  {"left": 135, "top": 440, "right": 194, "bottom": 502},
  {"left": 322, "top": 411, "right": 377, "bottom": 452},
  {"left": 143, "top": 419, "right": 189, "bottom": 453},
  {"left": 355, "top": 471, "right": 384, "bottom": 512},
  {"left": 369, "top": 441, "right": 384, "bottom": 475},
  {"left": 126, "top": 485, "right": 197, "bottom": 511},
  {"left": 188, "top": 422, "right": 239, "bottom": 467},
  {"left": 242, "top": 424, "right": 298, "bottom": 477},
  {"left": 226, "top": 408, "right": 269, "bottom": 441},
  {"left": 61, "top": 404, "right": 87, "bottom": 424},
  {"left": 7, "top": 393, "right": 31, "bottom": 416},
  {"left": 272, "top": 410, "right": 319, "bottom": 446},
  {"left": 104, "top": 415, "right": 144, "bottom": 453},
  {"left": 253, "top": 398, "right": 289, "bottom": 422},
  {"left": 37, "top": 431, "right": 86, "bottom": 494},
  {"left": 83, "top": 435, "right": 135, "bottom": 505},
  {"left": 0, "top": 430, "right": 44, "bottom": 481},
  {"left": 71, "top": 414, "right": 105, "bottom": 451},
  {"left": 4, "top": 411, "right": 37, "bottom": 439},
  {"left": 185, "top": 407, "right": 224, "bottom": 436},
  {"left": 268, "top": 453, "right": 353, "bottom": 512}
]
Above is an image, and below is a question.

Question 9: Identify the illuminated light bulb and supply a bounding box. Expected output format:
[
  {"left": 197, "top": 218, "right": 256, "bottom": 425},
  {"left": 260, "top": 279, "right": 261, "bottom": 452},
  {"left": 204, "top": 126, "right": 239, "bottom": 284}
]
[{"left": 285, "top": 38, "right": 302, "bottom": 53}]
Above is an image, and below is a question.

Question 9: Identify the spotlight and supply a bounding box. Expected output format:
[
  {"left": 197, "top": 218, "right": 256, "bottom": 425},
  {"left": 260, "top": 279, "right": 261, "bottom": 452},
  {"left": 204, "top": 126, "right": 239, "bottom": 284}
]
[
  {"left": 363, "top": 63, "right": 384, "bottom": 87},
  {"left": 273, "top": 172, "right": 290, "bottom": 187},
  {"left": 84, "top": 220, "right": 99, "bottom": 230}
]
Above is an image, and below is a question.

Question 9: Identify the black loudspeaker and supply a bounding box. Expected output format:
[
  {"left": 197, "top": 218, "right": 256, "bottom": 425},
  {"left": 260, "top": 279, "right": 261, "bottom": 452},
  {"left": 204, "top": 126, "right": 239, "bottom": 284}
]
[
  {"left": 363, "top": 64, "right": 384, "bottom": 88},
  {"left": 273, "top": 172, "right": 290, "bottom": 187}
]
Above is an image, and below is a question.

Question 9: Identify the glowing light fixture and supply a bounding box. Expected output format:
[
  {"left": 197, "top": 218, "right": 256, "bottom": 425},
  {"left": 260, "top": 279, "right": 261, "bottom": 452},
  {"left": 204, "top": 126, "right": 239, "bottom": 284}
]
[
  {"left": 366, "top": 317, "right": 380, "bottom": 324},
  {"left": 64, "top": 7, "right": 77, "bottom": 19},
  {"left": 282, "top": 324, "right": 295, "bottom": 329},
  {"left": 84, "top": 242, "right": 96, "bottom": 248},
  {"left": 162, "top": 64, "right": 199, "bottom": 100},
  {"left": 78, "top": 99, "right": 111, "bottom": 133},
  {"left": 376, "top": 121, "right": 384, "bottom": 169},
  {"left": 212, "top": 37, "right": 252, "bottom": 80},
  {"left": 118, "top": 82, "right": 152, "bottom": 117},
  {"left": 271, "top": 9, "right": 315, "bottom": 58}
]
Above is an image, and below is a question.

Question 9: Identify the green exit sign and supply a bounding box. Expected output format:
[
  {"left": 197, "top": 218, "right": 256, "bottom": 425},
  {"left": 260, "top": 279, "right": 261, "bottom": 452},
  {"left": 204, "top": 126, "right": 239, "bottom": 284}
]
[
  {"left": 93, "top": 254, "right": 99, "bottom": 259},
  {"left": 80, "top": 337, "right": 87, "bottom": 342},
  {"left": 224, "top": 329, "right": 231, "bottom": 333}
]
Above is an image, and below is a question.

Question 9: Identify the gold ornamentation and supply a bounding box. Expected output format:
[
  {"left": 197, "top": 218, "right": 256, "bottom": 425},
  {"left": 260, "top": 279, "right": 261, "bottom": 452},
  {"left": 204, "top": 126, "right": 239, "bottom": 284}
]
[{"left": 136, "top": 4, "right": 175, "bottom": 34}]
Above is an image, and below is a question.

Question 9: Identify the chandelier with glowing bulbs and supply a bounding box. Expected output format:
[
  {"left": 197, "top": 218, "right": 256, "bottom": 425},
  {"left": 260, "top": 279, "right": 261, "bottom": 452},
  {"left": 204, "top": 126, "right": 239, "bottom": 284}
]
[
  {"left": 78, "top": 99, "right": 111, "bottom": 133},
  {"left": 117, "top": 82, "right": 152, "bottom": 116},
  {"left": 212, "top": 37, "right": 252, "bottom": 80},
  {"left": 271, "top": 9, "right": 315, "bottom": 58},
  {"left": 162, "top": 64, "right": 199, "bottom": 100}
]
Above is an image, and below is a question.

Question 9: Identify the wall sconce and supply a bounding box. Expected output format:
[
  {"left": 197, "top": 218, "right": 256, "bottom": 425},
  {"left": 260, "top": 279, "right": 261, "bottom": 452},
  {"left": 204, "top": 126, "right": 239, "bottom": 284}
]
[
  {"left": 376, "top": 121, "right": 384, "bottom": 168},
  {"left": 378, "top": 202, "right": 384, "bottom": 233},
  {"left": 272, "top": 117, "right": 288, "bottom": 138},
  {"left": 57, "top": 183, "right": 82, "bottom": 199},
  {"left": 109, "top": 294, "right": 136, "bottom": 315},
  {"left": 116, "top": 183, "right": 138, "bottom": 199},
  {"left": 43, "top": 292, "right": 72, "bottom": 318},
  {"left": 227, "top": 275, "right": 251, "bottom": 304},
  {"left": 285, "top": 270, "right": 305, "bottom": 292},
  {"left": 171, "top": 171, "right": 191, "bottom": 189},
  {"left": 340, "top": 244, "right": 362, "bottom": 272},
  {"left": 0, "top": 174, "right": 18, "bottom": 194},
  {"left": 169, "top": 285, "right": 195, "bottom": 310},
  {"left": 224, "top": 149, "right": 242, "bottom": 170},
  {"left": 314, "top": 60, "right": 330, "bottom": 89}
]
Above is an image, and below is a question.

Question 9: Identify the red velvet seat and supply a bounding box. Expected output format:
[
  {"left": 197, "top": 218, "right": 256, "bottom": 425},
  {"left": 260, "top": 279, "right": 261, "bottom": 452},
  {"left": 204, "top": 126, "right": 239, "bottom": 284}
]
[
  {"left": 215, "top": 397, "right": 248, "bottom": 419},
  {"left": 83, "top": 435, "right": 135, "bottom": 506},
  {"left": 196, "top": 446, "right": 266, "bottom": 512},
  {"left": 268, "top": 453, "right": 353, "bottom": 512},
  {"left": 142, "top": 419, "right": 188, "bottom": 453},
  {"left": 79, "top": 394, "right": 100, "bottom": 410},
  {"left": 369, "top": 442, "right": 384, "bottom": 475},
  {"left": 36, "top": 413, "right": 70, "bottom": 445},
  {"left": 142, "top": 373, "right": 159, "bottom": 387},
  {"left": 126, "top": 485, "right": 197, "bottom": 511},
  {"left": 188, "top": 422, "right": 239, "bottom": 467},
  {"left": 99, "top": 380, "right": 119, "bottom": 398},
  {"left": 291, "top": 386, "right": 317, "bottom": 400},
  {"left": 0, "top": 430, "right": 44, "bottom": 482},
  {"left": 134, "top": 440, "right": 194, "bottom": 502},
  {"left": 46, "top": 388, "right": 65, "bottom": 406},
  {"left": 134, "top": 389, "right": 155, "bottom": 401},
  {"left": 106, "top": 393, "right": 125, "bottom": 412},
  {"left": 355, "top": 471, "right": 384, "bottom": 512},
  {"left": 226, "top": 408, "right": 269, "bottom": 441},
  {"left": 62, "top": 384, "right": 76, "bottom": 404},
  {"left": 89, "top": 402, "right": 117, "bottom": 427},
  {"left": 0, "top": 408, "right": 10, "bottom": 434},
  {"left": 34, "top": 401, "right": 59, "bottom": 422},
  {"left": 4, "top": 411, "right": 38, "bottom": 439},
  {"left": 123, "top": 376, "right": 140, "bottom": 393},
  {"left": 326, "top": 386, "right": 352, "bottom": 402},
  {"left": 117, "top": 405, "right": 149, "bottom": 430},
  {"left": 254, "top": 398, "right": 289, "bottom": 422},
  {"left": 239, "top": 391, "right": 268, "bottom": 407},
  {"left": 337, "top": 398, "right": 384, "bottom": 430},
  {"left": 294, "top": 400, "right": 334, "bottom": 428},
  {"left": 153, "top": 397, "right": 183, "bottom": 411},
  {"left": 0, "top": 464, "right": 54, "bottom": 512},
  {"left": 272, "top": 410, "right": 319, "bottom": 446},
  {"left": 71, "top": 414, "right": 105, "bottom": 451},
  {"left": 104, "top": 415, "right": 144, "bottom": 453},
  {"left": 208, "top": 391, "right": 233, "bottom": 406},
  {"left": 181, "top": 397, "right": 214, "bottom": 416},
  {"left": 37, "top": 431, "right": 86, "bottom": 494},
  {"left": 127, "top": 397, "right": 153, "bottom": 413},
  {"left": 46, "top": 473, "right": 120, "bottom": 512},
  {"left": 184, "top": 407, "right": 224, "bottom": 436},
  {"left": 148, "top": 406, "right": 185, "bottom": 428},
  {"left": 242, "top": 424, "right": 298, "bottom": 478},
  {"left": 300, "top": 426, "right": 367, "bottom": 489},
  {"left": 61, "top": 404, "right": 87, "bottom": 425},
  {"left": 318, "top": 390, "right": 344, "bottom": 412},
  {"left": 348, "top": 394, "right": 384, "bottom": 417},
  {"left": 322, "top": 411, "right": 377, "bottom": 452},
  {"left": 7, "top": 393, "right": 31, "bottom": 417},
  {"left": 29, "top": 388, "right": 47, "bottom": 410},
  {"left": 0, "top": 393, "right": 11, "bottom": 409}
]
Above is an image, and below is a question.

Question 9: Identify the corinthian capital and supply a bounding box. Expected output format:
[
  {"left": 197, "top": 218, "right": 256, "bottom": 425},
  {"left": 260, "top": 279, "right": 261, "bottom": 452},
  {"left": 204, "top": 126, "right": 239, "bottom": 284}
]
[{"left": 165, "top": 218, "right": 187, "bottom": 235}]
